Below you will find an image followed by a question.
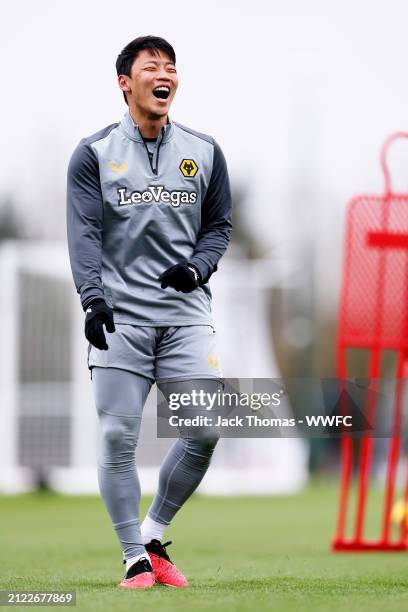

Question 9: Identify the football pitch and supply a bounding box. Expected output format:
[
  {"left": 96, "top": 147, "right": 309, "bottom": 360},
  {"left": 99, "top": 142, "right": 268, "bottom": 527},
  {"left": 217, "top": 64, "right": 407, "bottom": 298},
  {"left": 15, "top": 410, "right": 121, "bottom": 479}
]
[{"left": 1, "top": 482, "right": 408, "bottom": 612}]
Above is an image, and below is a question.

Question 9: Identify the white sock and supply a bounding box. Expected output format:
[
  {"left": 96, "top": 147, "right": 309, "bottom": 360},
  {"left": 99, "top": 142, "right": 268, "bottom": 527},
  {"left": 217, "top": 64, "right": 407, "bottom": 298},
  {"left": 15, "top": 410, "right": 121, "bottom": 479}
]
[
  {"left": 140, "top": 515, "right": 167, "bottom": 544},
  {"left": 125, "top": 552, "right": 151, "bottom": 573}
]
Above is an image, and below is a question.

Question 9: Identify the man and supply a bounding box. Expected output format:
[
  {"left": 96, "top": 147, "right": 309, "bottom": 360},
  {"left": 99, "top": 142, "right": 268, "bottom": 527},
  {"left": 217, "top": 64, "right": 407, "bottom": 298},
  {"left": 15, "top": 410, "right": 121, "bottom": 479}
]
[{"left": 66, "top": 35, "right": 232, "bottom": 589}]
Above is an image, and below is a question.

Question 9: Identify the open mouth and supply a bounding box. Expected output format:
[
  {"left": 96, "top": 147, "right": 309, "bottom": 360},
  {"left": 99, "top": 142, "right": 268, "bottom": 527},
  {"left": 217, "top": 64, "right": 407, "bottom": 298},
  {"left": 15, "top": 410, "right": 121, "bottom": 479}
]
[{"left": 153, "top": 86, "right": 170, "bottom": 100}]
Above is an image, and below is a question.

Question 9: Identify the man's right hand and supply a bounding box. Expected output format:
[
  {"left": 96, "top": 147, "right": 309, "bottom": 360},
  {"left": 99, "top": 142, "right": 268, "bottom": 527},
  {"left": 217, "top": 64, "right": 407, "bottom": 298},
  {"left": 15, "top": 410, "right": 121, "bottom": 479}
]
[{"left": 84, "top": 299, "right": 116, "bottom": 350}]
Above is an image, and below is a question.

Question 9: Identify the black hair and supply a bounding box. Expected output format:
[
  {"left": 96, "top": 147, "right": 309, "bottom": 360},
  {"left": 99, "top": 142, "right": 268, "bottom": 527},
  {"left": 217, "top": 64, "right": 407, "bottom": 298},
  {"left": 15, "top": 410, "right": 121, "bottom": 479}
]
[{"left": 116, "top": 35, "right": 176, "bottom": 105}]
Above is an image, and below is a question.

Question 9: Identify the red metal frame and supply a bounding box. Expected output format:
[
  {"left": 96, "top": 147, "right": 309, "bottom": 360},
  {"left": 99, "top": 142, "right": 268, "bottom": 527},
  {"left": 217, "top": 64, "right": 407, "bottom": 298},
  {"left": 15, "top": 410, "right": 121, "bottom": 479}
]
[{"left": 332, "top": 133, "right": 408, "bottom": 552}]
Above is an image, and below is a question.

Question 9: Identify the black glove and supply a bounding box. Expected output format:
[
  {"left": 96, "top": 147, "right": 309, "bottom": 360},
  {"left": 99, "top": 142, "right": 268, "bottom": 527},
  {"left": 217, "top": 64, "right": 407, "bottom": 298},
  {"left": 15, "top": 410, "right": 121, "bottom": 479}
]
[
  {"left": 159, "top": 262, "right": 202, "bottom": 293},
  {"left": 84, "top": 299, "right": 116, "bottom": 350}
]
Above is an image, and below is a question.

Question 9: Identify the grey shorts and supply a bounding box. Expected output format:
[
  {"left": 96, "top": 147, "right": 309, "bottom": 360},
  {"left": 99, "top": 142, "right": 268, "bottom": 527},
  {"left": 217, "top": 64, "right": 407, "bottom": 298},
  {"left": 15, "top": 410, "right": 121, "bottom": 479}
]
[{"left": 87, "top": 324, "right": 223, "bottom": 382}]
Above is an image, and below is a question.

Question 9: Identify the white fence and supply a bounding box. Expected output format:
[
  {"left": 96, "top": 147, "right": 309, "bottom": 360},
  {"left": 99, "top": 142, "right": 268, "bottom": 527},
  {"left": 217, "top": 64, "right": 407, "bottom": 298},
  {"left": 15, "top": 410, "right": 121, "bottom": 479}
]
[{"left": 0, "top": 240, "right": 308, "bottom": 495}]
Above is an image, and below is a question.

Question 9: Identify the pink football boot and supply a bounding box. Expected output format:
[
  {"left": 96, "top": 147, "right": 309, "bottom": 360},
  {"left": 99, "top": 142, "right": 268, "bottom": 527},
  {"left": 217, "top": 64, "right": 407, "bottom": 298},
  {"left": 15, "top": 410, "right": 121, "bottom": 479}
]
[
  {"left": 145, "top": 540, "right": 189, "bottom": 587},
  {"left": 119, "top": 556, "right": 155, "bottom": 589}
]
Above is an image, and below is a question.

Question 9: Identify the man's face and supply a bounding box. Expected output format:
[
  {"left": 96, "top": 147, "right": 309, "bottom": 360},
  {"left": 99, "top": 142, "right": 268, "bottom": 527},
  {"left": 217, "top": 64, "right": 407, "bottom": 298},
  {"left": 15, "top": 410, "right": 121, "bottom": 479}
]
[{"left": 119, "top": 49, "right": 178, "bottom": 118}]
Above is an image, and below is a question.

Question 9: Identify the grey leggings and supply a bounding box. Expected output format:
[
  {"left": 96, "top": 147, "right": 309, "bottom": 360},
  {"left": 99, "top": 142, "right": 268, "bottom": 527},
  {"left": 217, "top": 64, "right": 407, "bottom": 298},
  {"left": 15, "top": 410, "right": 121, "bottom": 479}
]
[{"left": 92, "top": 367, "right": 220, "bottom": 559}]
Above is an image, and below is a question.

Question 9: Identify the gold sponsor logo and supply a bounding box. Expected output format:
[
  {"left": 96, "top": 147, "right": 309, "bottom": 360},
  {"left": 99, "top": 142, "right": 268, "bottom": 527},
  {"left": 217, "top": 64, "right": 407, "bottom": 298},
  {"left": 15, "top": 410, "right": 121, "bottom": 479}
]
[
  {"left": 207, "top": 355, "right": 219, "bottom": 367},
  {"left": 110, "top": 161, "right": 127, "bottom": 173}
]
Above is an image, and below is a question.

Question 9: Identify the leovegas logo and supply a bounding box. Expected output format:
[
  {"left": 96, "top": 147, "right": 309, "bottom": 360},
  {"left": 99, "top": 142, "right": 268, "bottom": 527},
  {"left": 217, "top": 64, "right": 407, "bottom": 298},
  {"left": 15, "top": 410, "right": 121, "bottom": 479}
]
[{"left": 117, "top": 185, "right": 197, "bottom": 208}]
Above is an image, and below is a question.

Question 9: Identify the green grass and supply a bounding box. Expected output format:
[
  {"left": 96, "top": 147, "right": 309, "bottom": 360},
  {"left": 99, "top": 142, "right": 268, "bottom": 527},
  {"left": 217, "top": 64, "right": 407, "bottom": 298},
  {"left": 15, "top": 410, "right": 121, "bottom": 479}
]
[{"left": 1, "top": 483, "right": 408, "bottom": 611}]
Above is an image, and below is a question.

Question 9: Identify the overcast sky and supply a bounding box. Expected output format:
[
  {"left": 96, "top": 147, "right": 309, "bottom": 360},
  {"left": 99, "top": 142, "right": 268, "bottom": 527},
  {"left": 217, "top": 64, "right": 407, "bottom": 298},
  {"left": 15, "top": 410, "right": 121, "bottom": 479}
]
[{"left": 2, "top": 0, "right": 408, "bottom": 298}]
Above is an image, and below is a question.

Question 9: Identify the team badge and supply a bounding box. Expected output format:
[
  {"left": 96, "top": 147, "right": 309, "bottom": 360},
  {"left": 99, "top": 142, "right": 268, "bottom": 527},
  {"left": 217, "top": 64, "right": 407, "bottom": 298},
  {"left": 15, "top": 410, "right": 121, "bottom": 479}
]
[{"left": 179, "top": 159, "right": 198, "bottom": 177}]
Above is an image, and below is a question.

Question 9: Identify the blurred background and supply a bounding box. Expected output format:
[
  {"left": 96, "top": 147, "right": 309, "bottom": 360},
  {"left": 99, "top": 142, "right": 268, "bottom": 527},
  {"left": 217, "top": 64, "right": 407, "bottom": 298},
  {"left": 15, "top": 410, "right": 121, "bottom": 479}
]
[{"left": 2, "top": 0, "right": 408, "bottom": 497}]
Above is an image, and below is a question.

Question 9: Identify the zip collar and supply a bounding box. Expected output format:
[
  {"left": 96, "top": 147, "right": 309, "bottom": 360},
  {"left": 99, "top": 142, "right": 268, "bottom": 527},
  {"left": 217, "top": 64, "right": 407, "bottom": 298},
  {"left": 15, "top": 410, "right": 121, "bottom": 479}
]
[{"left": 119, "top": 110, "right": 174, "bottom": 144}]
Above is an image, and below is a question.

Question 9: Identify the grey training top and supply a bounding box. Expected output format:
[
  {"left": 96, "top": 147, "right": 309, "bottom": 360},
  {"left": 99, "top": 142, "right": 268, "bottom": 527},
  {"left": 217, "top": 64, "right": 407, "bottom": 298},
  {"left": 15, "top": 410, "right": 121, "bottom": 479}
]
[{"left": 66, "top": 111, "right": 232, "bottom": 326}]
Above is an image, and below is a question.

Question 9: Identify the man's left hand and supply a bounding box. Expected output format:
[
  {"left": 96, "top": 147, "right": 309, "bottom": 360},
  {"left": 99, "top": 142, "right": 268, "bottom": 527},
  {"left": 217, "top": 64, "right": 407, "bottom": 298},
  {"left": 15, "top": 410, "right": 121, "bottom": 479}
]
[{"left": 159, "top": 262, "right": 202, "bottom": 293}]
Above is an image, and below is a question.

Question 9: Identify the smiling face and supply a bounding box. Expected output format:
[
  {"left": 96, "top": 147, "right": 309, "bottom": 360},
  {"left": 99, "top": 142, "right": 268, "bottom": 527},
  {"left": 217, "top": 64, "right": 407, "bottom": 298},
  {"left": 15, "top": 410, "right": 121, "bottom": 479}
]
[{"left": 118, "top": 49, "right": 178, "bottom": 120}]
